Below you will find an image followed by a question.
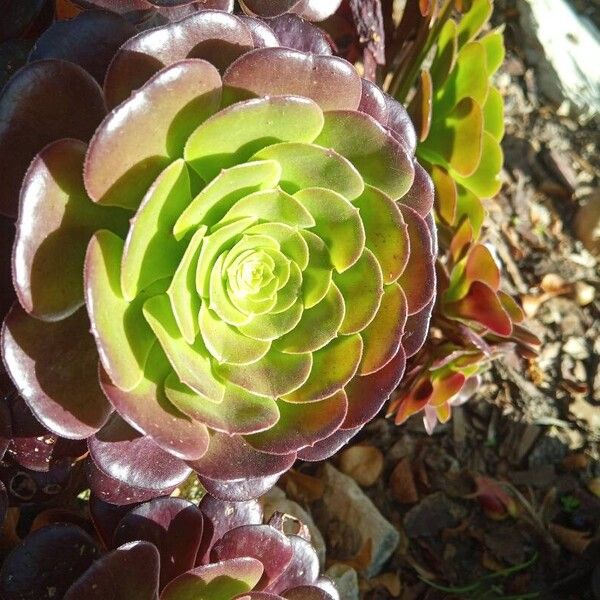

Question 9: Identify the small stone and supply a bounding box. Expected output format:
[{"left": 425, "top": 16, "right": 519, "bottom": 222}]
[
  {"left": 528, "top": 434, "right": 568, "bottom": 468},
  {"left": 325, "top": 564, "right": 360, "bottom": 600},
  {"left": 338, "top": 444, "right": 384, "bottom": 487},
  {"left": 574, "top": 281, "right": 596, "bottom": 306},
  {"left": 316, "top": 464, "right": 400, "bottom": 577},
  {"left": 403, "top": 492, "right": 468, "bottom": 538},
  {"left": 563, "top": 337, "right": 589, "bottom": 360},
  {"left": 574, "top": 192, "right": 600, "bottom": 256}
]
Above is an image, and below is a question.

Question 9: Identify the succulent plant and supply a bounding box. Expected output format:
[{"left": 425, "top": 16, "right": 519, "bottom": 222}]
[
  {"left": 0, "top": 6, "right": 436, "bottom": 502},
  {"left": 0, "top": 494, "right": 337, "bottom": 600}
]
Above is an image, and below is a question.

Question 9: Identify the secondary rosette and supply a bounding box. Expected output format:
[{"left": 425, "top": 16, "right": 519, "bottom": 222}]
[{"left": 0, "top": 9, "right": 436, "bottom": 502}]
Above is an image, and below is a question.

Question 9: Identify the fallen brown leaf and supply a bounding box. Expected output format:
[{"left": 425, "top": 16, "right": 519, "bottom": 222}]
[
  {"left": 390, "top": 457, "right": 419, "bottom": 504},
  {"left": 548, "top": 523, "right": 592, "bottom": 555},
  {"left": 338, "top": 444, "right": 384, "bottom": 487}
]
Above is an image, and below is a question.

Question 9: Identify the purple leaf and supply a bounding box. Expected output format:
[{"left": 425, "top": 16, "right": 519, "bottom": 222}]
[
  {"left": 29, "top": 10, "right": 136, "bottom": 83},
  {"left": 90, "top": 493, "right": 140, "bottom": 548},
  {"left": 1, "top": 304, "right": 113, "bottom": 439},
  {"left": 114, "top": 497, "right": 204, "bottom": 588},
  {"left": 190, "top": 433, "right": 296, "bottom": 501},
  {"left": 88, "top": 415, "right": 191, "bottom": 494},
  {"left": 296, "top": 426, "right": 362, "bottom": 462},
  {"left": 0, "top": 524, "right": 99, "bottom": 600},
  {"left": 0, "top": 59, "right": 106, "bottom": 217},
  {"left": 267, "top": 536, "right": 319, "bottom": 593},
  {"left": 64, "top": 541, "right": 160, "bottom": 600},
  {"left": 267, "top": 14, "right": 332, "bottom": 54},
  {"left": 197, "top": 495, "right": 263, "bottom": 564}
]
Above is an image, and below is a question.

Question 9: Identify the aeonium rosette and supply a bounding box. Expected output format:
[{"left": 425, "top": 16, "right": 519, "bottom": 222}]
[{"left": 0, "top": 8, "right": 436, "bottom": 503}]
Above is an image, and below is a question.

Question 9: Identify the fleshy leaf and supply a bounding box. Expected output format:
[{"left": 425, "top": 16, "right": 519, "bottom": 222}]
[
  {"left": 104, "top": 10, "right": 252, "bottom": 107},
  {"left": 216, "top": 348, "right": 312, "bottom": 398},
  {"left": 402, "top": 300, "right": 434, "bottom": 358},
  {"left": 430, "top": 163, "right": 458, "bottom": 225},
  {"left": 294, "top": 187, "right": 365, "bottom": 272},
  {"left": 14, "top": 138, "right": 129, "bottom": 321},
  {"left": 174, "top": 160, "right": 281, "bottom": 239},
  {"left": 480, "top": 29, "right": 505, "bottom": 75},
  {"left": 397, "top": 206, "right": 436, "bottom": 314},
  {"left": 64, "top": 541, "right": 160, "bottom": 600},
  {"left": 114, "top": 498, "right": 203, "bottom": 589},
  {"left": 275, "top": 284, "right": 344, "bottom": 354},
  {"left": 457, "top": 0, "right": 492, "bottom": 47},
  {"left": 314, "top": 110, "right": 414, "bottom": 199},
  {"left": 165, "top": 374, "right": 279, "bottom": 435},
  {"left": 248, "top": 390, "right": 347, "bottom": 454},
  {"left": 253, "top": 143, "right": 364, "bottom": 200},
  {"left": 268, "top": 536, "right": 320, "bottom": 593},
  {"left": 99, "top": 345, "right": 210, "bottom": 461},
  {"left": 359, "top": 284, "right": 407, "bottom": 375},
  {"left": 161, "top": 557, "right": 263, "bottom": 600},
  {"left": 85, "top": 59, "right": 222, "bottom": 209},
  {"left": 333, "top": 249, "right": 383, "bottom": 335},
  {"left": 189, "top": 433, "right": 296, "bottom": 501},
  {"left": 88, "top": 414, "right": 191, "bottom": 492},
  {"left": 85, "top": 230, "right": 157, "bottom": 391},
  {"left": 0, "top": 524, "right": 99, "bottom": 600},
  {"left": 29, "top": 10, "right": 136, "bottom": 84},
  {"left": 210, "top": 525, "right": 293, "bottom": 589},
  {"left": 121, "top": 160, "right": 191, "bottom": 301},
  {"left": 223, "top": 47, "right": 362, "bottom": 111},
  {"left": 430, "top": 19, "right": 458, "bottom": 89},
  {"left": 1, "top": 304, "right": 112, "bottom": 439},
  {"left": 268, "top": 14, "right": 332, "bottom": 55},
  {"left": 483, "top": 86, "right": 504, "bottom": 141},
  {"left": 0, "top": 59, "right": 106, "bottom": 217},
  {"left": 353, "top": 185, "right": 409, "bottom": 284},
  {"left": 143, "top": 294, "right": 225, "bottom": 402},
  {"left": 185, "top": 95, "right": 323, "bottom": 182}
]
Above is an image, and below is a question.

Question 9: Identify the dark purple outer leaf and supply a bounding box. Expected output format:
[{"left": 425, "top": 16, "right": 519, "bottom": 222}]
[
  {"left": 0, "top": 0, "right": 46, "bottom": 43},
  {"left": 87, "top": 459, "right": 178, "bottom": 505},
  {"left": 64, "top": 541, "right": 160, "bottom": 600},
  {"left": 0, "top": 523, "right": 99, "bottom": 600},
  {"left": 1, "top": 304, "right": 113, "bottom": 439},
  {"left": 189, "top": 433, "right": 296, "bottom": 501},
  {"left": 6, "top": 394, "right": 86, "bottom": 472},
  {"left": 210, "top": 525, "right": 293, "bottom": 589},
  {"left": 71, "top": 0, "right": 156, "bottom": 23},
  {"left": 0, "top": 59, "right": 106, "bottom": 217},
  {"left": 0, "top": 368, "right": 12, "bottom": 460},
  {"left": 90, "top": 493, "right": 139, "bottom": 548},
  {"left": 197, "top": 494, "right": 263, "bottom": 563},
  {"left": 114, "top": 497, "right": 204, "bottom": 588},
  {"left": 283, "top": 586, "right": 338, "bottom": 600},
  {"left": 268, "top": 535, "right": 320, "bottom": 593},
  {"left": 239, "top": 0, "right": 303, "bottom": 18},
  {"left": 400, "top": 161, "right": 435, "bottom": 217},
  {"left": 296, "top": 425, "right": 362, "bottom": 462},
  {"left": 104, "top": 10, "right": 253, "bottom": 108},
  {"left": 0, "top": 216, "right": 15, "bottom": 324},
  {"left": 236, "top": 15, "right": 279, "bottom": 48},
  {"left": 267, "top": 14, "right": 332, "bottom": 55},
  {"left": 88, "top": 415, "right": 191, "bottom": 493},
  {"left": 29, "top": 10, "right": 136, "bottom": 84},
  {"left": 358, "top": 78, "right": 417, "bottom": 154},
  {"left": 402, "top": 299, "right": 434, "bottom": 358}
]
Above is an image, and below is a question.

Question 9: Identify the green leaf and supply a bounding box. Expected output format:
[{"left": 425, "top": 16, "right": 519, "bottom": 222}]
[
  {"left": 457, "top": 0, "right": 492, "bottom": 48},
  {"left": 314, "top": 110, "right": 414, "bottom": 199},
  {"left": 483, "top": 86, "right": 504, "bottom": 141},
  {"left": 216, "top": 348, "right": 312, "bottom": 398},
  {"left": 198, "top": 302, "right": 271, "bottom": 365},
  {"left": 333, "top": 248, "right": 384, "bottom": 335},
  {"left": 238, "top": 300, "right": 304, "bottom": 341},
  {"left": 300, "top": 230, "right": 333, "bottom": 308},
  {"left": 419, "top": 97, "right": 484, "bottom": 177},
  {"left": 353, "top": 185, "right": 409, "bottom": 284},
  {"left": 359, "top": 283, "right": 407, "bottom": 375},
  {"left": 275, "top": 283, "right": 345, "bottom": 353},
  {"left": 452, "top": 130, "right": 503, "bottom": 198},
  {"left": 143, "top": 294, "right": 225, "bottom": 402},
  {"left": 173, "top": 160, "right": 281, "bottom": 239},
  {"left": 164, "top": 374, "right": 279, "bottom": 435},
  {"left": 245, "top": 222, "right": 309, "bottom": 270},
  {"left": 221, "top": 188, "right": 315, "bottom": 228},
  {"left": 252, "top": 142, "right": 364, "bottom": 200},
  {"left": 294, "top": 187, "right": 365, "bottom": 272},
  {"left": 456, "top": 184, "right": 486, "bottom": 237},
  {"left": 271, "top": 261, "right": 304, "bottom": 314},
  {"left": 85, "top": 230, "right": 159, "bottom": 391},
  {"left": 184, "top": 95, "right": 324, "bottom": 181},
  {"left": 480, "top": 29, "right": 505, "bottom": 75},
  {"left": 167, "top": 226, "right": 206, "bottom": 344},
  {"left": 195, "top": 217, "right": 255, "bottom": 298},
  {"left": 431, "top": 19, "right": 458, "bottom": 89},
  {"left": 121, "top": 159, "right": 191, "bottom": 301},
  {"left": 283, "top": 334, "right": 363, "bottom": 402}
]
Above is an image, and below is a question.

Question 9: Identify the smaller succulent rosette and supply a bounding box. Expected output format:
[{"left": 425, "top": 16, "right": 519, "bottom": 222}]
[
  {"left": 0, "top": 494, "right": 337, "bottom": 600},
  {"left": 1, "top": 8, "right": 436, "bottom": 502}
]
